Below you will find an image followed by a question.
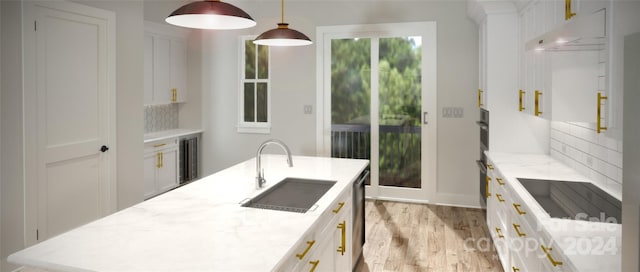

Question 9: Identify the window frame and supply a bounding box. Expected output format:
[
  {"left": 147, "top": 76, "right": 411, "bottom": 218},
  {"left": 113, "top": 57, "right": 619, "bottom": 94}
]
[{"left": 238, "top": 35, "right": 271, "bottom": 134}]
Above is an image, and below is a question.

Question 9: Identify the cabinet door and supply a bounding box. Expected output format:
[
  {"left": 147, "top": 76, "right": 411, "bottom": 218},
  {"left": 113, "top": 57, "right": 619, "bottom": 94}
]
[
  {"left": 171, "top": 39, "right": 187, "bottom": 103},
  {"left": 144, "top": 34, "right": 154, "bottom": 105},
  {"left": 152, "top": 36, "right": 173, "bottom": 104},
  {"left": 305, "top": 233, "right": 336, "bottom": 272},
  {"left": 157, "top": 147, "right": 179, "bottom": 192},
  {"left": 143, "top": 152, "right": 158, "bottom": 199}
]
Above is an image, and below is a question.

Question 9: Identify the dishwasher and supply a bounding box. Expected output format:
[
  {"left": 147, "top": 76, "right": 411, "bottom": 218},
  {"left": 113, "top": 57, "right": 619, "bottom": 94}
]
[{"left": 352, "top": 170, "right": 369, "bottom": 271}]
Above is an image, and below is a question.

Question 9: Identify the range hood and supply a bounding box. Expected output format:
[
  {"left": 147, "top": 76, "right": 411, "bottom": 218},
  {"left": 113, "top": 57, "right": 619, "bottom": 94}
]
[{"left": 526, "top": 8, "right": 606, "bottom": 52}]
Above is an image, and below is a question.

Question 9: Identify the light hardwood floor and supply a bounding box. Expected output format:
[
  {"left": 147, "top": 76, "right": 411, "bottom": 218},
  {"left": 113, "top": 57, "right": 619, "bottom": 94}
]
[{"left": 358, "top": 200, "right": 503, "bottom": 272}]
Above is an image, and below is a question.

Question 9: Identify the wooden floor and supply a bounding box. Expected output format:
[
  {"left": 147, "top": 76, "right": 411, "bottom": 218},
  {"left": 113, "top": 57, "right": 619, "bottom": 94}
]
[{"left": 357, "top": 200, "right": 503, "bottom": 272}]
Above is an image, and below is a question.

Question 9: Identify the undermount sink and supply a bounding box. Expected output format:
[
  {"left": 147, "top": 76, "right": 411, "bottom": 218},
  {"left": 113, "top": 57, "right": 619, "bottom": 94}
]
[{"left": 241, "top": 178, "right": 337, "bottom": 213}]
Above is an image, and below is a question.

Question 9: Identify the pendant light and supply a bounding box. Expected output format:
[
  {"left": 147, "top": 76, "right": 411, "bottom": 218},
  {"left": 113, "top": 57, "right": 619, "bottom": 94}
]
[
  {"left": 253, "top": 0, "right": 312, "bottom": 46},
  {"left": 166, "top": 0, "right": 256, "bottom": 30}
]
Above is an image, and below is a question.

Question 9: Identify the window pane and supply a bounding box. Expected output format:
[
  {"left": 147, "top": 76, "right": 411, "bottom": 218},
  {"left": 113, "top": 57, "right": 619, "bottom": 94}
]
[
  {"left": 245, "top": 41, "right": 256, "bottom": 79},
  {"left": 257, "top": 45, "right": 269, "bottom": 79},
  {"left": 257, "top": 83, "right": 268, "bottom": 122},
  {"left": 244, "top": 83, "right": 255, "bottom": 122}
]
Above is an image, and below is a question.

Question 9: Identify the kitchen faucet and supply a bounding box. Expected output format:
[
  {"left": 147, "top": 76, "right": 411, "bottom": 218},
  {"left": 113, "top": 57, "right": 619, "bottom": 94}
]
[{"left": 256, "top": 139, "right": 293, "bottom": 189}]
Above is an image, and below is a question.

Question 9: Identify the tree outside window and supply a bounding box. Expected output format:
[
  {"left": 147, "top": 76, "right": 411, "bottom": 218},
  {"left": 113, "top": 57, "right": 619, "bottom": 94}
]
[{"left": 239, "top": 36, "right": 270, "bottom": 133}]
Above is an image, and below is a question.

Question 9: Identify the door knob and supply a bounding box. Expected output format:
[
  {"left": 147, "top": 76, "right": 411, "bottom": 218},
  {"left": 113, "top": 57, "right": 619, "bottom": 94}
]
[{"left": 100, "top": 145, "right": 109, "bottom": 152}]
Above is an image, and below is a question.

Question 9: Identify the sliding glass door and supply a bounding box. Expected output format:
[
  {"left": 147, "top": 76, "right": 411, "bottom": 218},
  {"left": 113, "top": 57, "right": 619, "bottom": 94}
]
[{"left": 319, "top": 23, "right": 437, "bottom": 201}]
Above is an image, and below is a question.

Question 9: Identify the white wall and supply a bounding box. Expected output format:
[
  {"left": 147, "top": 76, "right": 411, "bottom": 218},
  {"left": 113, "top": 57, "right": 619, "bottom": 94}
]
[
  {"left": 1, "top": 1, "right": 144, "bottom": 270},
  {"left": 200, "top": 1, "right": 480, "bottom": 206},
  {"left": 1, "top": 1, "right": 25, "bottom": 271}
]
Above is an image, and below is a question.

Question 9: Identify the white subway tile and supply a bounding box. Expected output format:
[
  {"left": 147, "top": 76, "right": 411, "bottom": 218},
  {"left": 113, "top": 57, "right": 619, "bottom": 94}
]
[
  {"left": 574, "top": 137, "right": 590, "bottom": 153},
  {"left": 593, "top": 157, "right": 607, "bottom": 175},
  {"left": 605, "top": 163, "right": 622, "bottom": 183},
  {"left": 608, "top": 149, "right": 623, "bottom": 169},
  {"left": 605, "top": 179, "right": 622, "bottom": 201},
  {"left": 591, "top": 170, "right": 608, "bottom": 188}
]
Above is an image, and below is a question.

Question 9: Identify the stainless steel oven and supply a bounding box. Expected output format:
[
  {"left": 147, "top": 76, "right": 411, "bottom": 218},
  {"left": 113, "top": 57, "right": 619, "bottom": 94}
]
[{"left": 477, "top": 108, "right": 489, "bottom": 208}]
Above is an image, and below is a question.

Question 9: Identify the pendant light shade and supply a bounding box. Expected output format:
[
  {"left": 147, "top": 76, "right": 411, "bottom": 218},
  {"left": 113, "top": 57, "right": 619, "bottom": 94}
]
[
  {"left": 253, "top": 0, "right": 312, "bottom": 46},
  {"left": 166, "top": 0, "right": 256, "bottom": 30}
]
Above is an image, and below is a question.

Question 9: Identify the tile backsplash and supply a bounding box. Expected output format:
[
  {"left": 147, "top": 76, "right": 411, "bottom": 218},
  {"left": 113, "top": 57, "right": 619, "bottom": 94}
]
[
  {"left": 145, "top": 104, "right": 178, "bottom": 133},
  {"left": 549, "top": 121, "right": 622, "bottom": 198}
]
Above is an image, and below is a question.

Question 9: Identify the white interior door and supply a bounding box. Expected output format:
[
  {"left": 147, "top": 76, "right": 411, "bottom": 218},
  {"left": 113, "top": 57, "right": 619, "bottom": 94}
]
[{"left": 24, "top": 1, "right": 116, "bottom": 243}]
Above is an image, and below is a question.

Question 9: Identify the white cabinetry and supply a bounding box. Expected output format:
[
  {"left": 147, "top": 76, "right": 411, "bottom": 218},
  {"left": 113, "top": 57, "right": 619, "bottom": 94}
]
[
  {"left": 144, "top": 138, "right": 179, "bottom": 199},
  {"left": 276, "top": 185, "right": 353, "bottom": 272},
  {"left": 144, "top": 21, "right": 188, "bottom": 105}
]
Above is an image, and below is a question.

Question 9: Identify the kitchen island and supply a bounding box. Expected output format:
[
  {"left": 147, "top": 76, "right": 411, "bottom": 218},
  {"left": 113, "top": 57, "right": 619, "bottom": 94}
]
[{"left": 8, "top": 155, "right": 369, "bottom": 271}]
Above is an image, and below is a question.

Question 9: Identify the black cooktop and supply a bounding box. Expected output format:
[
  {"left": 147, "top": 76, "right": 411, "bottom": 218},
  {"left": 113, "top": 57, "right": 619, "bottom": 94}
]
[{"left": 517, "top": 178, "right": 621, "bottom": 224}]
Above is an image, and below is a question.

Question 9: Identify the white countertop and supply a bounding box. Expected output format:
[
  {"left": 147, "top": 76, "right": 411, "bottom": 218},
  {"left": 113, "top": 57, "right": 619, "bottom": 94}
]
[
  {"left": 486, "top": 152, "right": 621, "bottom": 272},
  {"left": 8, "top": 155, "right": 369, "bottom": 272},
  {"left": 143, "top": 128, "right": 203, "bottom": 143}
]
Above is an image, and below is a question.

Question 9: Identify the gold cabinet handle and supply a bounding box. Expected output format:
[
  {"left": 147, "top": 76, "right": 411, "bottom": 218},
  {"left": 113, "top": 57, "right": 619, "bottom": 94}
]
[
  {"left": 332, "top": 202, "right": 345, "bottom": 214},
  {"left": 478, "top": 89, "right": 483, "bottom": 108},
  {"left": 512, "top": 266, "right": 520, "bottom": 272},
  {"left": 534, "top": 90, "right": 543, "bottom": 116},
  {"left": 513, "top": 203, "right": 526, "bottom": 215},
  {"left": 153, "top": 143, "right": 166, "bottom": 148},
  {"left": 487, "top": 164, "right": 494, "bottom": 170},
  {"left": 513, "top": 223, "right": 526, "bottom": 237},
  {"left": 496, "top": 178, "right": 505, "bottom": 186},
  {"left": 485, "top": 176, "right": 491, "bottom": 198},
  {"left": 565, "top": 0, "right": 576, "bottom": 20},
  {"left": 518, "top": 89, "right": 526, "bottom": 112},
  {"left": 156, "top": 152, "right": 162, "bottom": 168},
  {"left": 495, "top": 228, "right": 504, "bottom": 238},
  {"left": 308, "top": 260, "right": 320, "bottom": 272},
  {"left": 296, "top": 240, "right": 315, "bottom": 260},
  {"left": 597, "top": 92, "right": 608, "bottom": 133},
  {"left": 541, "top": 245, "right": 564, "bottom": 266},
  {"left": 171, "top": 88, "right": 177, "bottom": 102},
  {"left": 496, "top": 194, "right": 505, "bottom": 202},
  {"left": 337, "top": 221, "right": 346, "bottom": 255}
]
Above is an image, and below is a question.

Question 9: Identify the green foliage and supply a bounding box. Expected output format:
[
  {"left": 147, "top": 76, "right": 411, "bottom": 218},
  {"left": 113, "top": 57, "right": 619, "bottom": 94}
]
[{"left": 331, "top": 37, "right": 423, "bottom": 188}]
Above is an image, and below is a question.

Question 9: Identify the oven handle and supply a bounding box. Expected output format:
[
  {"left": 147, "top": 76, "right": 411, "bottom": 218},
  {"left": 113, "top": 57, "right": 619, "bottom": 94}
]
[
  {"left": 476, "top": 121, "right": 488, "bottom": 130},
  {"left": 477, "top": 160, "right": 487, "bottom": 173}
]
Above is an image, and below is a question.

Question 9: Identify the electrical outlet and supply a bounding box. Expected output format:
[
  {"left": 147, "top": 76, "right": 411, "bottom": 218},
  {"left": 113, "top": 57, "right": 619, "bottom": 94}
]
[
  {"left": 586, "top": 156, "right": 593, "bottom": 167},
  {"left": 442, "top": 107, "right": 463, "bottom": 118},
  {"left": 304, "top": 105, "right": 313, "bottom": 114}
]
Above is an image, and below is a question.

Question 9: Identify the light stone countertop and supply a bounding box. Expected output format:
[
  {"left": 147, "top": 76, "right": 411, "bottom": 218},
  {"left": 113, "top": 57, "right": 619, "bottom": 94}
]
[
  {"left": 8, "top": 155, "right": 369, "bottom": 272},
  {"left": 486, "top": 151, "right": 621, "bottom": 272},
  {"left": 143, "top": 128, "right": 203, "bottom": 144}
]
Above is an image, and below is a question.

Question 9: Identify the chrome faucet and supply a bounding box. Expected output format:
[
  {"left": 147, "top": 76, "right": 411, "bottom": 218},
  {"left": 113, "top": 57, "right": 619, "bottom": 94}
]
[{"left": 256, "top": 139, "right": 293, "bottom": 189}]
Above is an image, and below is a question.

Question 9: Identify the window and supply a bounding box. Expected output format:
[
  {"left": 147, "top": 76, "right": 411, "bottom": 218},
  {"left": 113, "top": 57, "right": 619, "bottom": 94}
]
[{"left": 238, "top": 36, "right": 270, "bottom": 133}]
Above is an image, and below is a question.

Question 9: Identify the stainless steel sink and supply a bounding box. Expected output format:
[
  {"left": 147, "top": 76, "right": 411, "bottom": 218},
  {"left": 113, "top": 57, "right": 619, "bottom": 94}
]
[{"left": 241, "top": 178, "right": 337, "bottom": 213}]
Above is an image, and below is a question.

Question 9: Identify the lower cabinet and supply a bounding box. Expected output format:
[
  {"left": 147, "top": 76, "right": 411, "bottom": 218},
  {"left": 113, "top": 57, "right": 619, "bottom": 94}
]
[
  {"left": 277, "top": 186, "right": 353, "bottom": 272},
  {"left": 144, "top": 139, "right": 179, "bottom": 199}
]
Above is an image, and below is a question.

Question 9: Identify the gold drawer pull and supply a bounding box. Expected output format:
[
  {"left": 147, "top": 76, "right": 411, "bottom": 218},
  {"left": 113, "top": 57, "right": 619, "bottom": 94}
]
[
  {"left": 513, "top": 224, "right": 526, "bottom": 237},
  {"left": 171, "top": 88, "right": 177, "bottom": 102},
  {"left": 518, "top": 89, "right": 525, "bottom": 112},
  {"left": 496, "top": 178, "right": 505, "bottom": 186},
  {"left": 156, "top": 152, "right": 163, "bottom": 168},
  {"left": 496, "top": 194, "right": 505, "bottom": 202},
  {"left": 535, "top": 90, "right": 543, "bottom": 116},
  {"left": 332, "top": 202, "right": 345, "bottom": 213},
  {"left": 478, "top": 89, "right": 483, "bottom": 108},
  {"left": 337, "top": 221, "right": 346, "bottom": 255},
  {"left": 485, "top": 176, "right": 491, "bottom": 198},
  {"left": 597, "top": 92, "right": 608, "bottom": 133},
  {"left": 487, "top": 164, "right": 494, "bottom": 170},
  {"left": 296, "top": 240, "right": 315, "bottom": 260},
  {"left": 513, "top": 203, "right": 526, "bottom": 215},
  {"left": 308, "top": 260, "right": 320, "bottom": 272},
  {"left": 153, "top": 143, "right": 166, "bottom": 148},
  {"left": 512, "top": 266, "right": 520, "bottom": 272},
  {"left": 541, "top": 245, "right": 563, "bottom": 266},
  {"left": 495, "top": 228, "right": 504, "bottom": 238}
]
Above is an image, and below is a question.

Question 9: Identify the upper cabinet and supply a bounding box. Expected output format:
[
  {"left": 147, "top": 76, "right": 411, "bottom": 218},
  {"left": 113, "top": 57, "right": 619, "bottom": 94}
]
[
  {"left": 517, "top": 0, "right": 610, "bottom": 131},
  {"left": 144, "top": 21, "right": 189, "bottom": 106}
]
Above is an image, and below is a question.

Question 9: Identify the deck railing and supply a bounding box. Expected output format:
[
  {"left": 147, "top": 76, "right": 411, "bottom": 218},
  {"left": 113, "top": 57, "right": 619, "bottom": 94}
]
[{"left": 331, "top": 124, "right": 421, "bottom": 181}]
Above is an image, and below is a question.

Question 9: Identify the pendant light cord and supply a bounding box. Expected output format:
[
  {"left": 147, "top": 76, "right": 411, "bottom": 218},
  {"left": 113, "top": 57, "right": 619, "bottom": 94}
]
[{"left": 281, "top": 0, "right": 285, "bottom": 24}]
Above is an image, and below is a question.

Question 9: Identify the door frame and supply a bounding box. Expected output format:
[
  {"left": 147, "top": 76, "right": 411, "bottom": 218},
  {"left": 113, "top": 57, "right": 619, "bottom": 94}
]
[
  {"left": 315, "top": 22, "right": 437, "bottom": 202},
  {"left": 22, "top": 0, "right": 117, "bottom": 246}
]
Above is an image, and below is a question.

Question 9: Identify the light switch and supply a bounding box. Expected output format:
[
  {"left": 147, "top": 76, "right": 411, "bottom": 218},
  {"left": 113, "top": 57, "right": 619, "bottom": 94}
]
[{"left": 304, "top": 105, "right": 313, "bottom": 114}]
